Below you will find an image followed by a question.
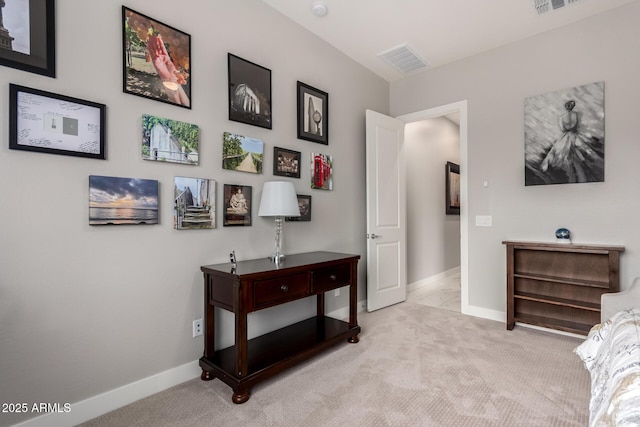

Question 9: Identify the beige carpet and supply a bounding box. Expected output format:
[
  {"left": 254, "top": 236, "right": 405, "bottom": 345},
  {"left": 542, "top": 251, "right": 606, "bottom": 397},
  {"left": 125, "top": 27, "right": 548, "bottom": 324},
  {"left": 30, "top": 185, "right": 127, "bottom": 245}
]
[{"left": 81, "top": 302, "right": 589, "bottom": 426}]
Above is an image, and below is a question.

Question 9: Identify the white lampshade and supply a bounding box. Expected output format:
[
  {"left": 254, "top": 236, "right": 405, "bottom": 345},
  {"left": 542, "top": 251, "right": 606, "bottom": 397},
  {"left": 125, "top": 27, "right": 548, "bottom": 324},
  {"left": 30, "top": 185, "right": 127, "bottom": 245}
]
[{"left": 258, "top": 181, "right": 300, "bottom": 217}]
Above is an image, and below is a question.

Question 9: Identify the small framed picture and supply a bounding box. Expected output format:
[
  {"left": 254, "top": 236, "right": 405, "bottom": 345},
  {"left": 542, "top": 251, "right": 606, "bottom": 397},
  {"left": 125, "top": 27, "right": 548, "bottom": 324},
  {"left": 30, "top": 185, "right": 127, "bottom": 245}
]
[
  {"left": 286, "top": 195, "right": 311, "bottom": 222},
  {"left": 89, "top": 175, "right": 159, "bottom": 225},
  {"left": 445, "top": 161, "right": 460, "bottom": 215},
  {"left": 273, "top": 147, "right": 301, "bottom": 178},
  {"left": 311, "top": 152, "right": 333, "bottom": 191},
  {"left": 174, "top": 177, "right": 215, "bottom": 229},
  {"left": 9, "top": 84, "right": 106, "bottom": 160},
  {"left": 297, "top": 81, "right": 328, "bottom": 145},
  {"left": 0, "top": 0, "right": 55, "bottom": 77},
  {"left": 222, "top": 132, "right": 264, "bottom": 174},
  {"left": 142, "top": 115, "right": 199, "bottom": 165},
  {"left": 228, "top": 53, "right": 272, "bottom": 129},
  {"left": 122, "top": 7, "right": 191, "bottom": 109},
  {"left": 223, "top": 184, "right": 252, "bottom": 226}
]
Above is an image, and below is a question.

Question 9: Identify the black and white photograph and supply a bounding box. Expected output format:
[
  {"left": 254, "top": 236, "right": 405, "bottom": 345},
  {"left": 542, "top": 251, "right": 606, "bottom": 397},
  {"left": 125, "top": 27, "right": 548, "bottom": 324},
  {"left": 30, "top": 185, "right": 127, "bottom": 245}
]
[
  {"left": 228, "top": 53, "right": 272, "bottom": 129},
  {"left": 0, "top": 0, "right": 55, "bottom": 77},
  {"left": 286, "top": 194, "right": 311, "bottom": 222},
  {"left": 223, "top": 184, "right": 252, "bottom": 226},
  {"left": 524, "top": 81, "right": 605, "bottom": 186},
  {"left": 297, "top": 81, "right": 328, "bottom": 145},
  {"left": 273, "top": 147, "right": 301, "bottom": 178}
]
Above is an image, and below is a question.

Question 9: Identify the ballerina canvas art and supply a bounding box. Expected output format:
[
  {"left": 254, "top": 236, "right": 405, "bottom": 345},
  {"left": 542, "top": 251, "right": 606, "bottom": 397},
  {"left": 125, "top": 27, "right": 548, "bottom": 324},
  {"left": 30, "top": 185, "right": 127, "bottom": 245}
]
[{"left": 524, "top": 82, "right": 604, "bottom": 186}]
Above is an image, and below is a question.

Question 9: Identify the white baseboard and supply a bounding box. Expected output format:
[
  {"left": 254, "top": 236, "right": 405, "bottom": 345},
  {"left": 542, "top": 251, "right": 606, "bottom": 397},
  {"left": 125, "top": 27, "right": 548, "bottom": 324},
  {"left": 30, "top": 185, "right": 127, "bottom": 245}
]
[
  {"left": 407, "top": 266, "right": 461, "bottom": 293},
  {"left": 14, "top": 360, "right": 201, "bottom": 427},
  {"left": 462, "top": 304, "right": 505, "bottom": 323}
]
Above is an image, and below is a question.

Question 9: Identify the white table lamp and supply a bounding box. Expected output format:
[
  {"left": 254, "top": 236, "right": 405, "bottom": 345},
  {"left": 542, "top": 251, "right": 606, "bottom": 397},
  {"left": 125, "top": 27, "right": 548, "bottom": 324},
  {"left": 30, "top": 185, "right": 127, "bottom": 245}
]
[{"left": 258, "top": 181, "right": 300, "bottom": 263}]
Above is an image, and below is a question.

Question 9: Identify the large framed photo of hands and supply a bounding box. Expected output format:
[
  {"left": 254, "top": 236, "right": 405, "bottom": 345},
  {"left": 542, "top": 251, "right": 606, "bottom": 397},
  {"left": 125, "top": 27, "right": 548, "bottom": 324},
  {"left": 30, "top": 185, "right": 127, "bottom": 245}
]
[
  {"left": 0, "top": 0, "right": 56, "bottom": 77},
  {"left": 122, "top": 7, "right": 191, "bottom": 109}
]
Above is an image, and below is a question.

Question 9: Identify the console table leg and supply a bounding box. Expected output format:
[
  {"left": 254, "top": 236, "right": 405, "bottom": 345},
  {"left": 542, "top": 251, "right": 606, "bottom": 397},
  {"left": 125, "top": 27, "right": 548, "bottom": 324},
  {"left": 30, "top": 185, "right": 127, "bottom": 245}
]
[
  {"left": 200, "top": 369, "right": 214, "bottom": 381},
  {"left": 348, "top": 335, "right": 360, "bottom": 343},
  {"left": 232, "top": 389, "right": 250, "bottom": 404}
]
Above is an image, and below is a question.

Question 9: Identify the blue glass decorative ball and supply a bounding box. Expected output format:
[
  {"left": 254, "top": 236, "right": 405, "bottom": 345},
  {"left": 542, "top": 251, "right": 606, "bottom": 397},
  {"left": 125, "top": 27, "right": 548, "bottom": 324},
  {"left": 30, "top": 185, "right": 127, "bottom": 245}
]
[{"left": 555, "top": 228, "right": 571, "bottom": 240}]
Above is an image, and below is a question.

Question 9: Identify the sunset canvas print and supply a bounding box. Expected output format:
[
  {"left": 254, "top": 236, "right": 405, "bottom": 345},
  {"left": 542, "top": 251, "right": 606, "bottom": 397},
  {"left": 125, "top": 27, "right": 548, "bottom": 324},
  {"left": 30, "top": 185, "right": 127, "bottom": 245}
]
[{"left": 89, "top": 175, "right": 159, "bottom": 225}]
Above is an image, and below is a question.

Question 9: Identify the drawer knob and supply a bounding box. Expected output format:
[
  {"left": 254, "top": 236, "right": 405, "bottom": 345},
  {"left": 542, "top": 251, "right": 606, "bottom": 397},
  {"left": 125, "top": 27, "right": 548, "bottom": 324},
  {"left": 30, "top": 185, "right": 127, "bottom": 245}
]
[
  {"left": 330, "top": 274, "right": 337, "bottom": 280},
  {"left": 280, "top": 284, "right": 289, "bottom": 292}
]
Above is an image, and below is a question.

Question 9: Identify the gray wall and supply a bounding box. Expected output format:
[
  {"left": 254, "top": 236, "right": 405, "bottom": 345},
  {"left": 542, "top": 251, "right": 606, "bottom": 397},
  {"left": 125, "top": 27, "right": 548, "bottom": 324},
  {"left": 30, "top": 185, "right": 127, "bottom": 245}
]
[
  {"left": 0, "top": 0, "right": 388, "bottom": 425},
  {"left": 391, "top": 2, "right": 640, "bottom": 314},
  {"left": 406, "top": 118, "right": 461, "bottom": 285}
]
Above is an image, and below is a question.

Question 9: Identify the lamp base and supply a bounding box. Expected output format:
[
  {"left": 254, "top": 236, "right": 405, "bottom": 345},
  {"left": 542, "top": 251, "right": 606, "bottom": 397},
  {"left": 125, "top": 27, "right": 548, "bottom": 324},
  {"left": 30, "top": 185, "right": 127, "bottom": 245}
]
[{"left": 268, "top": 253, "right": 286, "bottom": 264}]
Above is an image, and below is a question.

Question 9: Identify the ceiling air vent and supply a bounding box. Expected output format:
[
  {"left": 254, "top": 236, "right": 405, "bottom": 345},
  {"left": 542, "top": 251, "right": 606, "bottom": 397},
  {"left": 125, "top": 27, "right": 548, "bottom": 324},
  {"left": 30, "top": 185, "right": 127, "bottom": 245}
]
[
  {"left": 532, "top": 0, "right": 585, "bottom": 15},
  {"left": 378, "top": 44, "right": 429, "bottom": 74}
]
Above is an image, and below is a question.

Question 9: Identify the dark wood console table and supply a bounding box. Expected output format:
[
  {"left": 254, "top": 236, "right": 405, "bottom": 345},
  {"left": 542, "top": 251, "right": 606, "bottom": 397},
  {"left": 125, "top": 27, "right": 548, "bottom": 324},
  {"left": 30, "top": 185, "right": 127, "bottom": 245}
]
[{"left": 199, "top": 251, "right": 361, "bottom": 403}]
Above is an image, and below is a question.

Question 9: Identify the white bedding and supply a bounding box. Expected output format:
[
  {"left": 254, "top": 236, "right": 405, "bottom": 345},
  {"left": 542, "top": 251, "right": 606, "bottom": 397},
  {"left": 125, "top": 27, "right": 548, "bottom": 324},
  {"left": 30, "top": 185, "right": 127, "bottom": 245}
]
[{"left": 574, "top": 308, "right": 640, "bottom": 426}]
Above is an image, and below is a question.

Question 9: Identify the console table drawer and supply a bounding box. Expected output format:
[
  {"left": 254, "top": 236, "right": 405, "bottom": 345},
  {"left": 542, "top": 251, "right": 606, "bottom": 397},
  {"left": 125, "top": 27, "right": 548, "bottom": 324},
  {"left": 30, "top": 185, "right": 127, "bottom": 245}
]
[
  {"left": 253, "top": 272, "right": 310, "bottom": 309},
  {"left": 312, "top": 264, "right": 351, "bottom": 293}
]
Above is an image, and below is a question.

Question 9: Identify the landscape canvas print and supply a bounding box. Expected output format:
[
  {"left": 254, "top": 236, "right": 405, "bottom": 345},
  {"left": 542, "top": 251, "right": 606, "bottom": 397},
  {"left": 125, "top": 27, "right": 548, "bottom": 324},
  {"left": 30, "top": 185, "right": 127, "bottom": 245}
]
[
  {"left": 142, "top": 114, "right": 199, "bottom": 165},
  {"left": 524, "top": 81, "right": 605, "bottom": 186},
  {"left": 174, "top": 177, "right": 215, "bottom": 229},
  {"left": 222, "top": 132, "right": 263, "bottom": 174},
  {"left": 89, "top": 175, "right": 159, "bottom": 225}
]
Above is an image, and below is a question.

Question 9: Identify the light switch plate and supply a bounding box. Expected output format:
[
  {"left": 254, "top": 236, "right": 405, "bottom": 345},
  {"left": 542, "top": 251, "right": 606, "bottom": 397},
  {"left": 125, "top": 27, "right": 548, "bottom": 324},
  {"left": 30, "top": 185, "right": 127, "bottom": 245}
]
[{"left": 475, "top": 215, "right": 492, "bottom": 227}]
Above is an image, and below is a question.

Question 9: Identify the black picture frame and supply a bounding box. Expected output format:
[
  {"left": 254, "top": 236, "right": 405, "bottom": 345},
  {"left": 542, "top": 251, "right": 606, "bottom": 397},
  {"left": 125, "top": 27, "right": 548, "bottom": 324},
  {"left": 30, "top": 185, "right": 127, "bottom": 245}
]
[
  {"left": 122, "top": 7, "right": 191, "bottom": 109},
  {"left": 286, "top": 195, "right": 311, "bottom": 222},
  {"left": 297, "top": 81, "right": 328, "bottom": 145},
  {"left": 228, "top": 53, "right": 272, "bottom": 129},
  {"left": 0, "top": 0, "right": 55, "bottom": 77},
  {"left": 9, "top": 84, "right": 106, "bottom": 160},
  {"left": 223, "top": 184, "right": 252, "bottom": 226},
  {"left": 445, "top": 161, "right": 460, "bottom": 215},
  {"left": 273, "top": 147, "right": 301, "bottom": 178}
]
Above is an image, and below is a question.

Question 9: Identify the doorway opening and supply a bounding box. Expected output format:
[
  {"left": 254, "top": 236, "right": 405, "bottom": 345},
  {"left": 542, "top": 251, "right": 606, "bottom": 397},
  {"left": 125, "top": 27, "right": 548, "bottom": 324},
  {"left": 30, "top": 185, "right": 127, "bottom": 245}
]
[{"left": 397, "top": 101, "right": 468, "bottom": 315}]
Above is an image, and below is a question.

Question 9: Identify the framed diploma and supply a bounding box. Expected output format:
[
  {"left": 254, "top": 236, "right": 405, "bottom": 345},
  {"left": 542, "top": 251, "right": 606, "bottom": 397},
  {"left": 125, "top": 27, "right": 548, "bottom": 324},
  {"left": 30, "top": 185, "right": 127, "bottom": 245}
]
[{"left": 9, "top": 84, "right": 106, "bottom": 159}]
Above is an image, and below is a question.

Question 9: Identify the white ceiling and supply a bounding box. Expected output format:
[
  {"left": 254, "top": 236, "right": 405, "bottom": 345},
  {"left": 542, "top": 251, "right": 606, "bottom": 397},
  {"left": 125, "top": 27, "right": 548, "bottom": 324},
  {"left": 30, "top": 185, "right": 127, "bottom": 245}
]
[{"left": 261, "top": 0, "right": 638, "bottom": 82}]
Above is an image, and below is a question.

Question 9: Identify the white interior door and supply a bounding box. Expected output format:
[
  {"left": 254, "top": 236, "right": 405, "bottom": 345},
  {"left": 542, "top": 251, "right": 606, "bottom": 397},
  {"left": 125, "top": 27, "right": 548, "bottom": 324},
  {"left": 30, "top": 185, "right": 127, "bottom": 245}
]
[{"left": 365, "top": 109, "right": 407, "bottom": 311}]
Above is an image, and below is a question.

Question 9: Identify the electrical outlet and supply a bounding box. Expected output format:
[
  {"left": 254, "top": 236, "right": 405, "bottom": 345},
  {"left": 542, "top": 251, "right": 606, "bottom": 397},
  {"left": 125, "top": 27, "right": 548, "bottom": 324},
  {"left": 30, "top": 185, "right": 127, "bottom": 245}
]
[
  {"left": 192, "top": 319, "right": 203, "bottom": 337},
  {"left": 334, "top": 288, "right": 340, "bottom": 297}
]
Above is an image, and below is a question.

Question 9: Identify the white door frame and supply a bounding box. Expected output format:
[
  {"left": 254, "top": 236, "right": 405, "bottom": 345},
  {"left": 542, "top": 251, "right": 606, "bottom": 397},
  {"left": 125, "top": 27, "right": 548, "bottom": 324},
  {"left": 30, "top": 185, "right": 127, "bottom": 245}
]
[{"left": 396, "top": 100, "right": 469, "bottom": 315}]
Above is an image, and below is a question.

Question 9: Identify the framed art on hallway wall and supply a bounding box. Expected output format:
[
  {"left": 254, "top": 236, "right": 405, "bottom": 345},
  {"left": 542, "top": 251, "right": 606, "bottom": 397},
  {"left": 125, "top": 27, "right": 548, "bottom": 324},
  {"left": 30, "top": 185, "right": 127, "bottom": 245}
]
[{"left": 445, "top": 161, "right": 460, "bottom": 215}]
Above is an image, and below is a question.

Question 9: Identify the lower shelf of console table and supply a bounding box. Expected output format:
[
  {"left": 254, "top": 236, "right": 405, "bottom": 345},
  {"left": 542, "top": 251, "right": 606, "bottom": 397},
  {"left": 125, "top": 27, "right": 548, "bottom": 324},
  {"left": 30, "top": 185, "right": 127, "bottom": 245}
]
[
  {"left": 199, "top": 316, "right": 360, "bottom": 401},
  {"left": 199, "top": 251, "right": 361, "bottom": 403}
]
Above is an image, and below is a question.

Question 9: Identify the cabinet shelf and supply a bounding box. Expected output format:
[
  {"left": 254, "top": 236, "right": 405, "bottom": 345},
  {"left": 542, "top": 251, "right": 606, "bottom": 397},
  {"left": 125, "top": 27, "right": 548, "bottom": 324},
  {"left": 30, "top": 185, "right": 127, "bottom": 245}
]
[
  {"left": 504, "top": 241, "right": 623, "bottom": 335},
  {"left": 514, "top": 313, "right": 595, "bottom": 335},
  {"left": 514, "top": 292, "right": 600, "bottom": 311},
  {"left": 512, "top": 273, "right": 609, "bottom": 289}
]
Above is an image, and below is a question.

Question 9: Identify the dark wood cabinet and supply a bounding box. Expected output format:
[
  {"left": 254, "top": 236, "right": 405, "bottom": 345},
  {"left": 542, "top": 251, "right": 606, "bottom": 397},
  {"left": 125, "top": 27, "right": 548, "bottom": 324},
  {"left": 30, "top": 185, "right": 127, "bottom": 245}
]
[
  {"left": 503, "top": 241, "right": 624, "bottom": 335},
  {"left": 199, "top": 251, "right": 361, "bottom": 403}
]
